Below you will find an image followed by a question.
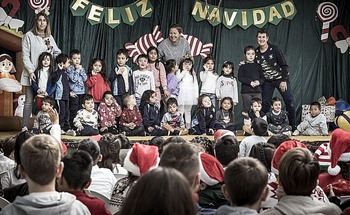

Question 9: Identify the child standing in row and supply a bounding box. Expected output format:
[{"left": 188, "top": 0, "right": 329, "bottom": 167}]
[
  {"left": 266, "top": 97, "right": 292, "bottom": 136},
  {"left": 67, "top": 49, "right": 87, "bottom": 129},
  {"left": 98, "top": 91, "right": 122, "bottom": 134},
  {"left": 215, "top": 97, "right": 235, "bottom": 132},
  {"left": 109, "top": 49, "right": 134, "bottom": 106},
  {"left": 73, "top": 94, "right": 99, "bottom": 136},
  {"left": 165, "top": 59, "right": 179, "bottom": 98},
  {"left": 200, "top": 56, "right": 218, "bottom": 109},
  {"left": 293, "top": 102, "right": 328, "bottom": 136},
  {"left": 31, "top": 52, "right": 55, "bottom": 113},
  {"left": 161, "top": 98, "right": 188, "bottom": 135},
  {"left": 119, "top": 94, "right": 145, "bottom": 136},
  {"left": 140, "top": 90, "right": 167, "bottom": 136},
  {"left": 190, "top": 94, "right": 216, "bottom": 135},
  {"left": 133, "top": 54, "right": 155, "bottom": 106},
  {"left": 147, "top": 46, "right": 169, "bottom": 107},
  {"left": 238, "top": 45, "right": 265, "bottom": 114},
  {"left": 216, "top": 61, "right": 238, "bottom": 110},
  {"left": 176, "top": 55, "right": 198, "bottom": 128},
  {"left": 86, "top": 58, "right": 111, "bottom": 110},
  {"left": 52, "top": 53, "right": 71, "bottom": 133}
]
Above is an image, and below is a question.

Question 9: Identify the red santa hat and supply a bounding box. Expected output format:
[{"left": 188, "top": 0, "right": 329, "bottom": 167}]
[
  {"left": 123, "top": 143, "right": 159, "bottom": 177},
  {"left": 328, "top": 129, "right": 350, "bottom": 176},
  {"left": 198, "top": 152, "right": 224, "bottom": 186},
  {"left": 214, "top": 129, "right": 236, "bottom": 143},
  {"left": 271, "top": 140, "right": 307, "bottom": 175}
]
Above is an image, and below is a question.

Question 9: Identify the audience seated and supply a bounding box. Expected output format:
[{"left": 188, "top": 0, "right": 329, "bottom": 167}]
[
  {"left": 58, "top": 150, "right": 111, "bottom": 215},
  {"left": 1, "top": 134, "right": 90, "bottom": 214},
  {"left": 78, "top": 138, "right": 117, "bottom": 201},
  {"left": 215, "top": 135, "right": 239, "bottom": 167}
]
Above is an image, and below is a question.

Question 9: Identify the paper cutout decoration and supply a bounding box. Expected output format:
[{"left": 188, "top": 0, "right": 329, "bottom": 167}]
[
  {"left": 181, "top": 33, "right": 213, "bottom": 59},
  {"left": 316, "top": 2, "right": 338, "bottom": 43},
  {"left": 125, "top": 25, "right": 164, "bottom": 62}
]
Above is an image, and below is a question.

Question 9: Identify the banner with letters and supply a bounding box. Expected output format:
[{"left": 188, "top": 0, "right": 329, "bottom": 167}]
[
  {"left": 70, "top": 0, "right": 153, "bottom": 28},
  {"left": 191, "top": 0, "right": 297, "bottom": 29}
]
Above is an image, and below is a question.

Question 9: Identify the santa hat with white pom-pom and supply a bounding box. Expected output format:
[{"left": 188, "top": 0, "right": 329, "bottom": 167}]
[{"left": 328, "top": 129, "right": 350, "bottom": 176}]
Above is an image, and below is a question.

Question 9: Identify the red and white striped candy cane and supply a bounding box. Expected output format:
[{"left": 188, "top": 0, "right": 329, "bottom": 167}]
[{"left": 317, "top": 2, "right": 338, "bottom": 43}]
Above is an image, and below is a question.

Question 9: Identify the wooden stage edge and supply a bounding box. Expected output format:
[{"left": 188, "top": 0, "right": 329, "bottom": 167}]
[{"left": 0, "top": 131, "right": 332, "bottom": 142}]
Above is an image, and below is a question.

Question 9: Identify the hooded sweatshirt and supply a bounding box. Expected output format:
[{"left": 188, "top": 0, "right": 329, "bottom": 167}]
[
  {"left": 216, "top": 205, "right": 259, "bottom": 215},
  {"left": 0, "top": 191, "right": 91, "bottom": 215},
  {"left": 261, "top": 195, "right": 341, "bottom": 215}
]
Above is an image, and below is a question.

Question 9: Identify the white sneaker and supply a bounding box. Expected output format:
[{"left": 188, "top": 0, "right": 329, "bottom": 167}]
[
  {"left": 292, "top": 130, "right": 300, "bottom": 136},
  {"left": 65, "top": 129, "right": 76, "bottom": 136},
  {"left": 61, "top": 130, "right": 66, "bottom": 135},
  {"left": 21, "top": 126, "right": 28, "bottom": 132},
  {"left": 283, "top": 131, "right": 292, "bottom": 136}
]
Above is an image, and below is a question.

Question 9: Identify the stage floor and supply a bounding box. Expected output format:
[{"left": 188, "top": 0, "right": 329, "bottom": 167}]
[{"left": 0, "top": 131, "right": 332, "bottom": 142}]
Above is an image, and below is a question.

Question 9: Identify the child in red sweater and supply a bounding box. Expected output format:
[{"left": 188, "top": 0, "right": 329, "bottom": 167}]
[
  {"left": 119, "top": 94, "right": 145, "bottom": 136},
  {"left": 98, "top": 91, "right": 122, "bottom": 134},
  {"left": 86, "top": 58, "right": 111, "bottom": 110}
]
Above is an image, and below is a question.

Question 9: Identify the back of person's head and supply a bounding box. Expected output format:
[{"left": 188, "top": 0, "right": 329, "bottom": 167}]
[
  {"left": 278, "top": 147, "right": 320, "bottom": 196},
  {"left": 249, "top": 143, "right": 275, "bottom": 172},
  {"left": 215, "top": 135, "right": 239, "bottom": 166},
  {"left": 82, "top": 94, "right": 94, "bottom": 105},
  {"left": 158, "top": 136, "right": 187, "bottom": 154},
  {"left": 78, "top": 138, "right": 100, "bottom": 164},
  {"left": 223, "top": 157, "right": 268, "bottom": 206},
  {"left": 120, "top": 167, "right": 196, "bottom": 215},
  {"left": 267, "top": 134, "right": 291, "bottom": 148},
  {"left": 61, "top": 150, "right": 93, "bottom": 190},
  {"left": 20, "top": 135, "right": 62, "bottom": 186},
  {"left": 190, "top": 136, "right": 215, "bottom": 156},
  {"left": 56, "top": 53, "right": 69, "bottom": 64},
  {"left": 2, "top": 136, "right": 16, "bottom": 158},
  {"left": 149, "top": 136, "right": 165, "bottom": 148},
  {"left": 115, "top": 134, "right": 130, "bottom": 149},
  {"left": 251, "top": 118, "right": 268, "bottom": 136},
  {"left": 164, "top": 59, "right": 177, "bottom": 74},
  {"left": 159, "top": 142, "right": 199, "bottom": 190},
  {"left": 14, "top": 131, "right": 34, "bottom": 165},
  {"left": 98, "top": 134, "right": 121, "bottom": 171}
]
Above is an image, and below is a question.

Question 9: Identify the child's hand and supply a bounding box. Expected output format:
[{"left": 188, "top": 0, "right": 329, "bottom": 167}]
[
  {"left": 277, "top": 125, "right": 282, "bottom": 129},
  {"left": 100, "top": 127, "right": 108, "bottom": 132},
  {"left": 129, "top": 123, "right": 136, "bottom": 129},
  {"left": 242, "top": 112, "right": 249, "bottom": 119},
  {"left": 254, "top": 111, "right": 261, "bottom": 118},
  {"left": 58, "top": 63, "right": 63, "bottom": 70},
  {"left": 208, "top": 128, "right": 214, "bottom": 135},
  {"left": 238, "top": 61, "right": 245, "bottom": 66},
  {"left": 233, "top": 102, "right": 237, "bottom": 106},
  {"left": 47, "top": 108, "right": 59, "bottom": 125},
  {"left": 37, "top": 89, "right": 43, "bottom": 94},
  {"left": 77, "top": 125, "right": 84, "bottom": 131},
  {"left": 203, "top": 64, "right": 209, "bottom": 72},
  {"left": 70, "top": 91, "right": 77, "bottom": 98},
  {"left": 327, "top": 184, "right": 335, "bottom": 197},
  {"left": 91, "top": 70, "right": 97, "bottom": 75},
  {"left": 75, "top": 65, "right": 82, "bottom": 70},
  {"left": 148, "top": 127, "right": 154, "bottom": 132},
  {"left": 254, "top": 80, "right": 260, "bottom": 86}
]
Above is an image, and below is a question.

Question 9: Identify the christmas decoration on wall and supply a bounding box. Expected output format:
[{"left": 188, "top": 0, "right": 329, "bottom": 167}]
[
  {"left": 125, "top": 25, "right": 164, "bottom": 63},
  {"left": 0, "top": 0, "right": 24, "bottom": 32},
  {"left": 70, "top": 0, "right": 153, "bottom": 28},
  {"left": 124, "top": 26, "right": 213, "bottom": 62},
  {"left": 28, "top": 0, "right": 51, "bottom": 15},
  {"left": 316, "top": 2, "right": 338, "bottom": 43},
  {"left": 316, "top": 2, "right": 349, "bottom": 54},
  {"left": 191, "top": 0, "right": 297, "bottom": 29}
]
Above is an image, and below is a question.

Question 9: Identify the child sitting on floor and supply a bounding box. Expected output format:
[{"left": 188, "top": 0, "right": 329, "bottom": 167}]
[
  {"left": 243, "top": 98, "right": 267, "bottom": 135},
  {"left": 140, "top": 90, "right": 168, "bottom": 136},
  {"left": 161, "top": 97, "right": 188, "bottom": 135},
  {"left": 293, "top": 101, "right": 328, "bottom": 136},
  {"left": 98, "top": 91, "right": 122, "bottom": 134},
  {"left": 31, "top": 96, "right": 56, "bottom": 134},
  {"left": 119, "top": 94, "right": 145, "bottom": 136},
  {"left": 73, "top": 94, "right": 99, "bottom": 136},
  {"left": 266, "top": 97, "right": 292, "bottom": 136},
  {"left": 190, "top": 94, "right": 216, "bottom": 135}
]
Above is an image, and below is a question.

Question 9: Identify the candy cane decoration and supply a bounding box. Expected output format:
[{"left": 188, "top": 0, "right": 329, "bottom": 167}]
[
  {"left": 316, "top": 2, "right": 338, "bottom": 43},
  {"left": 28, "top": 0, "right": 51, "bottom": 14}
]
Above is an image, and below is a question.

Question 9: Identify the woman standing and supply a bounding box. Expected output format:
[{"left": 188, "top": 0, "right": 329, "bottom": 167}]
[
  {"left": 158, "top": 24, "right": 191, "bottom": 65},
  {"left": 21, "top": 12, "right": 61, "bottom": 131}
]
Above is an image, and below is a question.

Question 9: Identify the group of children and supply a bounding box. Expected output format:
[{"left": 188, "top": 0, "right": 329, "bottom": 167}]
[{"left": 30, "top": 44, "right": 329, "bottom": 136}]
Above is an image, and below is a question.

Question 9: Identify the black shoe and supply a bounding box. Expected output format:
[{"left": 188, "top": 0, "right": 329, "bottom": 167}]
[{"left": 172, "top": 130, "right": 180, "bottom": 136}]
